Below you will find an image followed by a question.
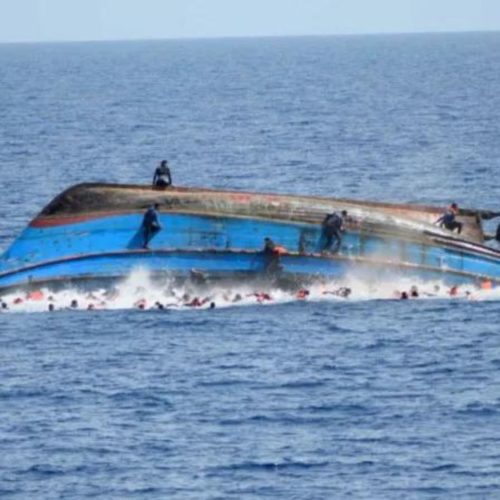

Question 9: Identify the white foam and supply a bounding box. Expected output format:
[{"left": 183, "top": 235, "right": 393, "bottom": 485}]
[{"left": 0, "top": 267, "right": 496, "bottom": 314}]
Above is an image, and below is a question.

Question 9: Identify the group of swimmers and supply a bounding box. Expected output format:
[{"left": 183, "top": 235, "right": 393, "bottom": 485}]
[
  {"left": 0, "top": 282, "right": 358, "bottom": 313},
  {"left": 2, "top": 277, "right": 493, "bottom": 312},
  {"left": 394, "top": 282, "right": 491, "bottom": 300}
]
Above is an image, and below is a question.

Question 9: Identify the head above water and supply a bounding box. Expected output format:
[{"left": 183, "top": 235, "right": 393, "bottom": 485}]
[
  {"left": 160, "top": 160, "right": 168, "bottom": 167},
  {"left": 341, "top": 210, "right": 348, "bottom": 217}
]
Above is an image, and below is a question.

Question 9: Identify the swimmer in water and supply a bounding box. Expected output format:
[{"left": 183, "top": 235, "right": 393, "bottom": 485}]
[
  {"left": 186, "top": 297, "right": 203, "bottom": 307},
  {"left": 250, "top": 292, "right": 273, "bottom": 303},
  {"left": 134, "top": 298, "right": 147, "bottom": 309},
  {"left": 296, "top": 289, "right": 310, "bottom": 300}
]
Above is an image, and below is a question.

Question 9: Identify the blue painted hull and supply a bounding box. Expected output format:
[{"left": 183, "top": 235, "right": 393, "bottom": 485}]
[{"left": 1, "top": 211, "right": 499, "bottom": 291}]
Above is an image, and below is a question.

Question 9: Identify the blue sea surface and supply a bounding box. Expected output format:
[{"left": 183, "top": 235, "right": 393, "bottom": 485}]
[{"left": 1, "top": 33, "right": 500, "bottom": 498}]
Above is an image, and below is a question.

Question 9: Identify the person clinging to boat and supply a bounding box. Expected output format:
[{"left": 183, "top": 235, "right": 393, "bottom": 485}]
[
  {"left": 435, "top": 203, "right": 462, "bottom": 234},
  {"left": 263, "top": 237, "right": 285, "bottom": 273},
  {"left": 321, "top": 210, "right": 347, "bottom": 253},
  {"left": 153, "top": 160, "right": 172, "bottom": 188},
  {"left": 142, "top": 203, "right": 162, "bottom": 249}
]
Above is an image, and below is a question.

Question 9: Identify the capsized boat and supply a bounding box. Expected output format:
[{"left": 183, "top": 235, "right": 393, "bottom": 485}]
[{"left": 0, "top": 183, "right": 499, "bottom": 291}]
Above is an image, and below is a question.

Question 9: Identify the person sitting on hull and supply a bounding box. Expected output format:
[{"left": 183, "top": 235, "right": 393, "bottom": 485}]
[
  {"left": 435, "top": 203, "right": 462, "bottom": 234},
  {"left": 263, "top": 237, "right": 284, "bottom": 274},
  {"left": 142, "top": 203, "right": 162, "bottom": 249},
  {"left": 153, "top": 160, "right": 172, "bottom": 188},
  {"left": 321, "top": 210, "right": 347, "bottom": 253}
]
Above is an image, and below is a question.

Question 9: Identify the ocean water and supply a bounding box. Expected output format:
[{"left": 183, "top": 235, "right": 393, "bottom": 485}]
[{"left": 1, "top": 33, "right": 500, "bottom": 498}]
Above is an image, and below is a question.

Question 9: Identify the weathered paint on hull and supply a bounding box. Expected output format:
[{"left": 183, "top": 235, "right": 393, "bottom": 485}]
[
  {"left": 0, "top": 211, "right": 498, "bottom": 291},
  {"left": 38, "top": 183, "right": 490, "bottom": 244}
]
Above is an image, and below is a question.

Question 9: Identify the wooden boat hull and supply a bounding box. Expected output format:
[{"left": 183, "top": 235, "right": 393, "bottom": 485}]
[
  {"left": 0, "top": 184, "right": 499, "bottom": 291},
  {"left": 0, "top": 190, "right": 500, "bottom": 289}
]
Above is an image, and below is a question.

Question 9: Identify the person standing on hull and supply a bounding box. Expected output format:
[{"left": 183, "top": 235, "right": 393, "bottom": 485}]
[
  {"left": 435, "top": 203, "right": 462, "bottom": 234},
  {"left": 321, "top": 210, "right": 347, "bottom": 253},
  {"left": 142, "top": 203, "right": 162, "bottom": 249},
  {"left": 153, "top": 160, "right": 172, "bottom": 188}
]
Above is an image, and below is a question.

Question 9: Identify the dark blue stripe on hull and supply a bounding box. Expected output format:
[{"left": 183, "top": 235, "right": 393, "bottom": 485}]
[
  {"left": 0, "top": 250, "right": 484, "bottom": 291},
  {"left": 1, "top": 212, "right": 500, "bottom": 289}
]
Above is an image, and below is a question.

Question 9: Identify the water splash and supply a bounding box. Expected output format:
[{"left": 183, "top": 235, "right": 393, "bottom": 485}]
[{"left": 0, "top": 267, "right": 497, "bottom": 314}]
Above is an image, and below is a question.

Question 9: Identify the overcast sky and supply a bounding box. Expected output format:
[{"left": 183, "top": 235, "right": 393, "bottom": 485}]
[{"left": 0, "top": 0, "right": 499, "bottom": 43}]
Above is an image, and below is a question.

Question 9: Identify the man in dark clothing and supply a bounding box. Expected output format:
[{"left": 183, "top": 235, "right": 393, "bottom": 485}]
[
  {"left": 263, "top": 237, "right": 282, "bottom": 274},
  {"left": 435, "top": 203, "right": 462, "bottom": 234},
  {"left": 153, "top": 160, "right": 172, "bottom": 188},
  {"left": 142, "top": 203, "right": 161, "bottom": 249},
  {"left": 322, "top": 210, "right": 347, "bottom": 253},
  {"left": 263, "top": 237, "right": 276, "bottom": 255}
]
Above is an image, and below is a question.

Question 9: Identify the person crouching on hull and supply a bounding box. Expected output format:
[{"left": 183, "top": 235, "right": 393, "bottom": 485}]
[
  {"left": 435, "top": 203, "right": 462, "bottom": 234},
  {"left": 153, "top": 160, "right": 172, "bottom": 188}
]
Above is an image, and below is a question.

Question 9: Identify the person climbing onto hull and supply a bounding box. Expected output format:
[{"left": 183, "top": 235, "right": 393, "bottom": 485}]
[
  {"left": 435, "top": 203, "right": 463, "bottom": 234},
  {"left": 321, "top": 210, "right": 347, "bottom": 253},
  {"left": 142, "top": 203, "right": 161, "bottom": 249},
  {"left": 262, "top": 237, "right": 284, "bottom": 274}
]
